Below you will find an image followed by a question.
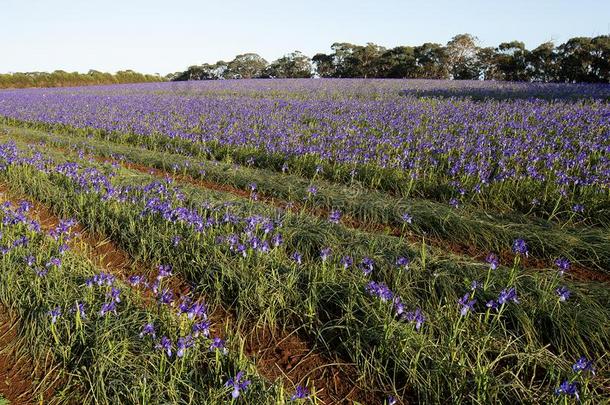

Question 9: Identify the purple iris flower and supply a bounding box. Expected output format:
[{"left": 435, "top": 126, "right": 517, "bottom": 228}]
[
  {"left": 48, "top": 307, "right": 62, "bottom": 324},
  {"left": 554, "top": 380, "right": 579, "bottom": 400},
  {"left": 404, "top": 308, "right": 426, "bottom": 331},
  {"left": 359, "top": 257, "right": 374, "bottom": 275},
  {"left": 401, "top": 212, "right": 412, "bottom": 224},
  {"left": 555, "top": 286, "right": 571, "bottom": 302},
  {"left": 572, "top": 357, "right": 595, "bottom": 374},
  {"left": 512, "top": 239, "right": 528, "bottom": 257},
  {"left": 328, "top": 209, "right": 341, "bottom": 224},
  {"left": 225, "top": 371, "right": 251, "bottom": 399},
  {"left": 498, "top": 287, "right": 519, "bottom": 305},
  {"left": 458, "top": 294, "right": 476, "bottom": 316},
  {"left": 396, "top": 256, "right": 410, "bottom": 269},
  {"left": 209, "top": 337, "right": 228, "bottom": 355},
  {"left": 486, "top": 253, "right": 499, "bottom": 270},
  {"left": 176, "top": 336, "right": 194, "bottom": 357},
  {"left": 320, "top": 247, "right": 332, "bottom": 262},
  {"left": 139, "top": 323, "right": 156, "bottom": 339},
  {"left": 290, "top": 385, "right": 310, "bottom": 401},
  {"left": 156, "top": 336, "right": 173, "bottom": 357}
]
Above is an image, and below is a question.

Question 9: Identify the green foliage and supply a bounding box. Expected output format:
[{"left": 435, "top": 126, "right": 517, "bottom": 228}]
[
  {"left": 172, "top": 34, "right": 610, "bottom": 83},
  {"left": 0, "top": 70, "right": 163, "bottom": 89}
]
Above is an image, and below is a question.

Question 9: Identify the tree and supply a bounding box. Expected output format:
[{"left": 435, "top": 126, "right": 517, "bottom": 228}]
[
  {"left": 312, "top": 53, "right": 336, "bottom": 77},
  {"left": 377, "top": 46, "right": 417, "bottom": 78},
  {"left": 414, "top": 43, "right": 448, "bottom": 79},
  {"left": 557, "top": 37, "right": 596, "bottom": 83},
  {"left": 590, "top": 35, "right": 610, "bottom": 83},
  {"left": 495, "top": 41, "right": 531, "bottom": 81},
  {"left": 264, "top": 51, "right": 313, "bottom": 78},
  {"left": 445, "top": 34, "right": 480, "bottom": 79},
  {"left": 528, "top": 42, "right": 558, "bottom": 82},
  {"left": 476, "top": 47, "right": 500, "bottom": 80},
  {"left": 226, "top": 53, "right": 268, "bottom": 79}
]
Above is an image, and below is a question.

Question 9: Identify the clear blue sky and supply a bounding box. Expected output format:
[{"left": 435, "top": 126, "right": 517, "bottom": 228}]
[{"left": 2, "top": 0, "right": 609, "bottom": 75}]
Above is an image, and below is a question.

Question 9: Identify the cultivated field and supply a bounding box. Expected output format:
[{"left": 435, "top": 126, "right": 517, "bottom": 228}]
[{"left": 0, "top": 79, "right": 608, "bottom": 404}]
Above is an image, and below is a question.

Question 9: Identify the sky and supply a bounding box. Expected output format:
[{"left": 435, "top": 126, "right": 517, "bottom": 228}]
[{"left": 2, "top": 0, "right": 609, "bottom": 75}]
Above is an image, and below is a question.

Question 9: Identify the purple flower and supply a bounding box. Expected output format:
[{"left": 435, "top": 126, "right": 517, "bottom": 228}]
[
  {"left": 272, "top": 233, "right": 283, "bottom": 248},
  {"left": 25, "top": 255, "right": 36, "bottom": 266},
  {"left": 290, "top": 385, "right": 310, "bottom": 401},
  {"left": 157, "top": 264, "right": 173, "bottom": 280},
  {"left": 555, "top": 286, "right": 571, "bottom": 302},
  {"left": 486, "top": 300, "right": 498, "bottom": 310},
  {"left": 128, "top": 275, "right": 143, "bottom": 286},
  {"left": 458, "top": 294, "right": 476, "bottom": 316},
  {"left": 387, "top": 396, "right": 397, "bottom": 405},
  {"left": 71, "top": 302, "right": 86, "bottom": 319},
  {"left": 307, "top": 185, "right": 318, "bottom": 196},
  {"left": 209, "top": 337, "right": 228, "bottom": 355},
  {"left": 192, "top": 320, "right": 211, "bottom": 338},
  {"left": 396, "top": 256, "right": 410, "bottom": 269},
  {"left": 328, "top": 209, "right": 341, "bottom": 224},
  {"left": 176, "top": 335, "right": 194, "bottom": 357},
  {"left": 365, "top": 281, "right": 394, "bottom": 302},
  {"left": 171, "top": 235, "right": 182, "bottom": 246},
  {"left": 48, "top": 306, "right": 62, "bottom": 324},
  {"left": 404, "top": 308, "right": 425, "bottom": 331},
  {"left": 225, "top": 371, "right": 251, "bottom": 399},
  {"left": 572, "top": 357, "right": 595, "bottom": 374},
  {"left": 572, "top": 204, "right": 584, "bottom": 213},
  {"left": 401, "top": 212, "right": 412, "bottom": 224},
  {"left": 555, "top": 257, "right": 570, "bottom": 275},
  {"left": 139, "top": 323, "right": 156, "bottom": 339},
  {"left": 291, "top": 251, "right": 302, "bottom": 265},
  {"left": 486, "top": 253, "right": 499, "bottom": 270},
  {"left": 471, "top": 280, "right": 481, "bottom": 290},
  {"left": 187, "top": 302, "right": 206, "bottom": 320},
  {"left": 320, "top": 247, "right": 332, "bottom": 262},
  {"left": 359, "top": 257, "right": 374, "bottom": 276},
  {"left": 498, "top": 287, "right": 519, "bottom": 305},
  {"left": 554, "top": 380, "right": 579, "bottom": 400},
  {"left": 99, "top": 301, "right": 117, "bottom": 317},
  {"left": 340, "top": 255, "right": 353, "bottom": 269},
  {"left": 45, "top": 257, "right": 62, "bottom": 269},
  {"left": 107, "top": 287, "right": 121, "bottom": 303},
  {"left": 512, "top": 239, "right": 528, "bottom": 257},
  {"left": 156, "top": 336, "right": 173, "bottom": 357},
  {"left": 449, "top": 198, "right": 459, "bottom": 208},
  {"left": 158, "top": 288, "right": 174, "bottom": 305}
]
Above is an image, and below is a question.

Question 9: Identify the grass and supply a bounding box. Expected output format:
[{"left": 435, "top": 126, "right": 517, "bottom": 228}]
[
  {"left": 3, "top": 124, "right": 610, "bottom": 275},
  {"left": 0, "top": 138, "right": 607, "bottom": 403},
  {"left": 0, "top": 187, "right": 279, "bottom": 404}
]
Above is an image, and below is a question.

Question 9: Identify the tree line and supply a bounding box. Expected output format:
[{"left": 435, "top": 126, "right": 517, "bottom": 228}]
[
  {"left": 0, "top": 70, "right": 163, "bottom": 89},
  {"left": 170, "top": 34, "right": 610, "bottom": 83}
]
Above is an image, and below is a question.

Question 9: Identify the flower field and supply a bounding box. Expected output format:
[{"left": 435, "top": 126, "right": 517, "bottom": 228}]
[{"left": 0, "top": 79, "right": 608, "bottom": 404}]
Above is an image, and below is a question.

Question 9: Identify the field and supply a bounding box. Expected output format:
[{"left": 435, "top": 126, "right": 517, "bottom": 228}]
[{"left": 0, "top": 78, "right": 608, "bottom": 404}]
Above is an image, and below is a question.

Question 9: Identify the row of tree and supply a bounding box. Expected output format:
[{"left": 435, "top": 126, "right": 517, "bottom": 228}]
[
  {"left": 0, "top": 70, "right": 163, "bottom": 89},
  {"left": 170, "top": 34, "right": 610, "bottom": 83}
]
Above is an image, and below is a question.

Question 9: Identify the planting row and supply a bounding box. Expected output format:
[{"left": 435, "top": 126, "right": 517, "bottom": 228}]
[
  {"left": 0, "top": 139, "right": 608, "bottom": 403},
  {"left": 0, "top": 197, "right": 288, "bottom": 404},
  {"left": 0, "top": 80, "right": 608, "bottom": 223},
  {"left": 4, "top": 124, "right": 610, "bottom": 275}
]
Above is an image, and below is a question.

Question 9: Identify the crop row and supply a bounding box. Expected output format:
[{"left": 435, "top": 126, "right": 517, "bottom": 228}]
[
  {"left": 0, "top": 139, "right": 608, "bottom": 403},
  {"left": 4, "top": 124, "right": 610, "bottom": 275},
  {"left": 0, "top": 195, "right": 284, "bottom": 404},
  {"left": 0, "top": 81, "right": 608, "bottom": 224}
]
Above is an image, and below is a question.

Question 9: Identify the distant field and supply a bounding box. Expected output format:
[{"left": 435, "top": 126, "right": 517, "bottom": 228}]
[{"left": 0, "top": 79, "right": 608, "bottom": 404}]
